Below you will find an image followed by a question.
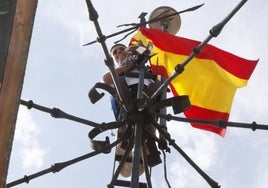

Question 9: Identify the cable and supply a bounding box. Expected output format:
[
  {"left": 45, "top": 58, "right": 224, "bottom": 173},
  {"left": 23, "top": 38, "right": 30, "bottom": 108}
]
[{"left": 162, "top": 150, "right": 172, "bottom": 188}]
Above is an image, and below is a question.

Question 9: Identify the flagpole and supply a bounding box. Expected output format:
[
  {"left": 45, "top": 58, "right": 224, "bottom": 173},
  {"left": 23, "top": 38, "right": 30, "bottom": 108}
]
[{"left": 151, "top": 0, "right": 248, "bottom": 100}]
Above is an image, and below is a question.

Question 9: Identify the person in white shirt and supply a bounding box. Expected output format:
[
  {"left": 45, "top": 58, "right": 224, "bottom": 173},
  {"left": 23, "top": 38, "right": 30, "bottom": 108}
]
[{"left": 103, "top": 43, "right": 148, "bottom": 177}]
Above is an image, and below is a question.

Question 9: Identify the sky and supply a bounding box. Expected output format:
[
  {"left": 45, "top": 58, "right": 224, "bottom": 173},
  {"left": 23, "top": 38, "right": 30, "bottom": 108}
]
[{"left": 6, "top": 0, "right": 268, "bottom": 187}]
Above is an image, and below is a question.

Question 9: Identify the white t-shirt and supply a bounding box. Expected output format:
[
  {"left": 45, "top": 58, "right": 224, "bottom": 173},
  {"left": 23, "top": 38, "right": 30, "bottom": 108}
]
[
  {"left": 124, "top": 68, "right": 154, "bottom": 86},
  {"left": 115, "top": 58, "right": 154, "bottom": 86}
]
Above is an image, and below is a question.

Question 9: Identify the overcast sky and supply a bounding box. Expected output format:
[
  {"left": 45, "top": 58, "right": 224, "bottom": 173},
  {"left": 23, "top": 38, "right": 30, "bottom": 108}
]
[{"left": 7, "top": 0, "right": 268, "bottom": 188}]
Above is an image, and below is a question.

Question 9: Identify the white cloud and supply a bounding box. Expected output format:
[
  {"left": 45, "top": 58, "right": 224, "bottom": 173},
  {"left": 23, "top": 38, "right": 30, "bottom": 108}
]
[
  {"left": 255, "top": 161, "right": 268, "bottom": 188},
  {"left": 162, "top": 120, "right": 218, "bottom": 187},
  {"left": 169, "top": 161, "right": 205, "bottom": 188},
  {"left": 37, "top": 0, "right": 91, "bottom": 45},
  {"left": 19, "top": 141, "right": 46, "bottom": 170},
  {"left": 168, "top": 121, "right": 217, "bottom": 168},
  {"left": 14, "top": 107, "right": 47, "bottom": 171}
]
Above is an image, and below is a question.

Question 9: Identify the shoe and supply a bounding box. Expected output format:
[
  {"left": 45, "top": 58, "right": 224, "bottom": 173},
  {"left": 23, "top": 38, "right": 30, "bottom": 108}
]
[
  {"left": 120, "top": 162, "right": 132, "bottom": 177},
  {"left": 115, "top": 144, "right": 125, "bottom": 155}
]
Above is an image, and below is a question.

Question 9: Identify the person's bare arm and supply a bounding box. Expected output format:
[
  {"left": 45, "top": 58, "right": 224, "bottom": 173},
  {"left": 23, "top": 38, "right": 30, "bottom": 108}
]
[{"left": 102, "top": 62, "right": 133, "bottom": 85}]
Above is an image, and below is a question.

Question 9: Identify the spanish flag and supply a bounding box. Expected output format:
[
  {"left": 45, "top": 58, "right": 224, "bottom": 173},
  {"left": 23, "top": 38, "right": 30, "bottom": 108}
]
[{"left": 130, "top": 27, "right": 258, "bottom": 136}]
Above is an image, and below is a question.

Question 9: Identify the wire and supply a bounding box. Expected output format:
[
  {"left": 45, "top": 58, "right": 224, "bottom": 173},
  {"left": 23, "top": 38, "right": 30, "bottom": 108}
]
[{"left": 162, "top": 150, "right": 172, "bottom": 188}]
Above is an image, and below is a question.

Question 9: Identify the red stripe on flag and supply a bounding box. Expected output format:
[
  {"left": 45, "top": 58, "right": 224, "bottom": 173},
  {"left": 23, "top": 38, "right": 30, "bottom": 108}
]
[
  {"left": 184, "top": 106, "right": 228, "bottom": 136},
  {"left": 139, "top": 28, "right": 258, "bottom": 80},
  {"left": 131, "top": 28, "right": 258, "bottom": 136}
]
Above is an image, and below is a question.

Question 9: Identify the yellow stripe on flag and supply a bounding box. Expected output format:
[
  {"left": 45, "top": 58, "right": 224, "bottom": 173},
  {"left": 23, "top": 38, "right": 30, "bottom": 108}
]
[
  {"left": 151, "top": 47, "right": 248, "bottom": 113},
  {"left": 130, "top": 27, "right": 258, "bottom": 136}
]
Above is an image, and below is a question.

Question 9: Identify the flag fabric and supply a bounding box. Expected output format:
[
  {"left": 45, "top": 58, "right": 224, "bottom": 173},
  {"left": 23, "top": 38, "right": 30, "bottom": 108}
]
[{"left": 130, "top": 27, "right": 258, "bottom": 136}]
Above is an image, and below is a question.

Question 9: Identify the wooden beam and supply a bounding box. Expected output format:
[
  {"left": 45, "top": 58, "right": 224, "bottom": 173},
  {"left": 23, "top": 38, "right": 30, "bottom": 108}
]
[
  {"left": 0, "top": 0, "right": 17, "bottom": 82},
  {"left": 0, "top": 0, "right": 38, "bottom": 187}
]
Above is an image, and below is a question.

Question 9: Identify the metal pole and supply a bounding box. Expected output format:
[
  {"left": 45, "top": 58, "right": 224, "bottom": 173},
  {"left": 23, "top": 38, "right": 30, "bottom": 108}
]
[
  {"left": 85, "top": 0, "right": 130, "bottom": 112},
  {"left": 131, "top": 65, "right": 145, "bottom": 187},
  {"left": 83, "top": 4, "right": 204, "bottom": 46},
  {"left": 131, "top": 122, "right": 143, "bottom": 188},
  {"left": 156, "top": 113, "right": 268, "bottom": 131},
  {"left": 154, "top": 122, "right": 220, "bottom": 188},
  {"left": 7, "top": 138, "right": 121, "bottom": 187}
]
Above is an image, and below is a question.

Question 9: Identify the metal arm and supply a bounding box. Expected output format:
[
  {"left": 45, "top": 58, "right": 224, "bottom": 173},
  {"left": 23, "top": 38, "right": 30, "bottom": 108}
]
[
  {"left": 7, "top": 138, "right": 122, "bottom": 187},
  {"left": 153, "top": 121, "right": 221, "bottom": 188},
  {"left": 85, "top": 0, "right": 130, "bottom": 112},
  {"left": 155, "top": 112, "right": 268, "bottom": 131},
  {"left": 83, "top": 3, "right": 204, "bottom": 46},
  {"left": 20, "top": 99, "right": 120, "bottom": 129}
]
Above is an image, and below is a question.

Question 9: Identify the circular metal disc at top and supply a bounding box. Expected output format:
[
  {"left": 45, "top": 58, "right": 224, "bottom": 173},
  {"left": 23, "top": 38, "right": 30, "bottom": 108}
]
[{"left": 149, "top": 6, "right": 181, "bottom": 35}]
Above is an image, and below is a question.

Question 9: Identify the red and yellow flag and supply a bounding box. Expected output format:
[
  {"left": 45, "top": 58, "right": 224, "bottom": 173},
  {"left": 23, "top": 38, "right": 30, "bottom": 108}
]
[{"left": 130, "top": 27, "right": 258, "bottom": 136}]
